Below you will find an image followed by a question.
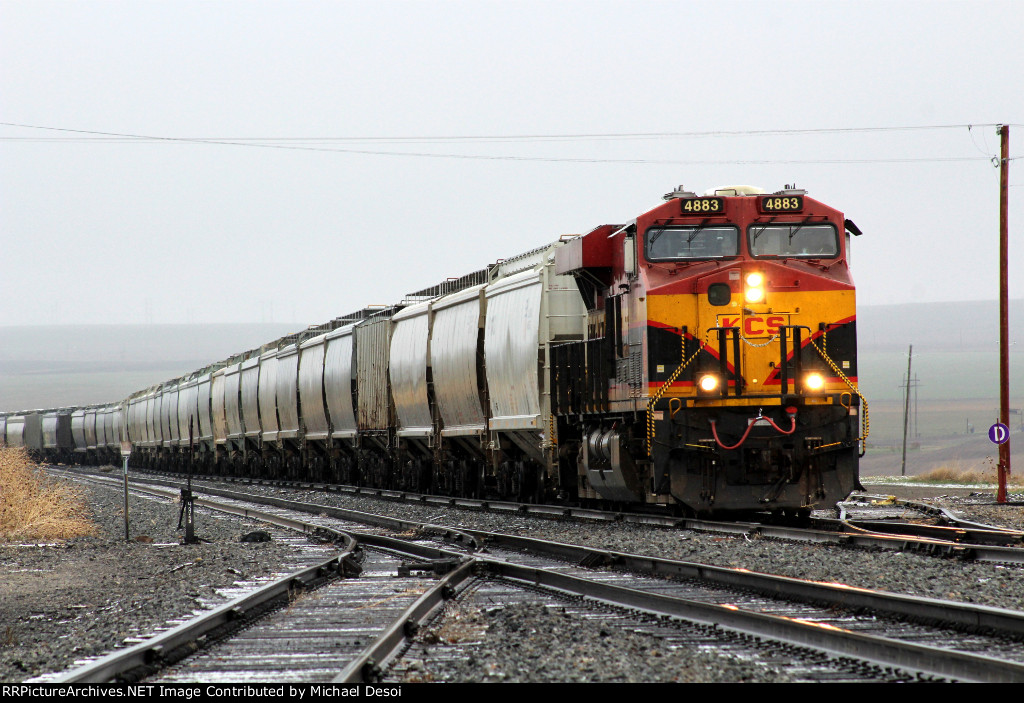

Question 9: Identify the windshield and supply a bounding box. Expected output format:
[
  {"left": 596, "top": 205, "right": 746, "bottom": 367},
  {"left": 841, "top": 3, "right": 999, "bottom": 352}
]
[
  {"left": 748, "top": 223, "right": 838, "bottom": 258},
  {"left": 644, "top": 226, "right": 739, "bottom": 261}
]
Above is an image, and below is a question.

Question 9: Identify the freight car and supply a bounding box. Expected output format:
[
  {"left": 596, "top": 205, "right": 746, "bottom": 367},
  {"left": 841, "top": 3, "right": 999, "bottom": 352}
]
[
  {"left": 16, "top": 184, "right": 866, "bottom": 517},
  {"left": 1, "top": 408, "right": 81, "bottom": 464}
]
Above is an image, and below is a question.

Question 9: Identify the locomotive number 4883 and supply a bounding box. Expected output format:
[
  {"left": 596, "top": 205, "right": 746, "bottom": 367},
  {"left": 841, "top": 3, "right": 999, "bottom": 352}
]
[{"left": 681, "top": 197, "right": 723, "bottom": 213}]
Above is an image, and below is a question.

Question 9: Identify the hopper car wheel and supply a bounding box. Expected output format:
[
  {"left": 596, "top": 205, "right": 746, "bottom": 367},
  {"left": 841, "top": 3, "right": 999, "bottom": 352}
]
[
  {"left": 417, "top": 459, "right": 431, "bottom": 493},
  {"left": 431, "top": 461, "right": 448, "bottom": 496},
  {"left": 339, "top": 458, "right": 357, "bottom": 486},
  {"left": 496, "top": 461, "right": 512, "bottom": 500},
  {"left": 457, "top": 460, "right": 477, "bottom": 499}
]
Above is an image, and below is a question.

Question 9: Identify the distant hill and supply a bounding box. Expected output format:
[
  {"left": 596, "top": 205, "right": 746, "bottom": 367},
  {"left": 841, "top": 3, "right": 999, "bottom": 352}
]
[
  {"left": 856, "top": 299, "right": 1022, "bottom": 404},
  {"left": 857, "top": 299, "right": 1024, "bottom": 352},
  {"left": 0, "top": 300, "right": 1021, "bottom": 411},
  {"left": 0, "top": 324, "right": 306, "bottom": 365},
  {"left": 0, "top": 324, "right": 302, "bottom": 411}
]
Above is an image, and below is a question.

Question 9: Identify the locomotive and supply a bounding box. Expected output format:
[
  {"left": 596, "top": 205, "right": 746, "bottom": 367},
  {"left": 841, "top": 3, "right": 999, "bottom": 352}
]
[
  {"left": 3, "top": 184, "right": 867, "bottom": 517},
  {"left": 553, "top": 184, "right": 866, "bottom": 515}
]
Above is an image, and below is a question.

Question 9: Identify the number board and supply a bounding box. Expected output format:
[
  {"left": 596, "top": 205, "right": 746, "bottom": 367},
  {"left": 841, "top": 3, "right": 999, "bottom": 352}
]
[
  {"left": 679, "top": 197, "right": 725, "bottom": 215},
  {"left": 759, "top": 195, "right": 804, "bottom": 213}
]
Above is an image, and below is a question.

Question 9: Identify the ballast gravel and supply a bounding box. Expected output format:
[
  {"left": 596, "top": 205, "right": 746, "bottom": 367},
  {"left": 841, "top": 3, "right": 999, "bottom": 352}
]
[
  {"left": 0, "top": 475, "right": 294, "bottom": 683},
  {"left": 244, "top": 482, "right": 1024, "bottom": 610},
  {"left": 5, "top": 469, "right": 1024, "bottom": 684},
  {"left": 399, "top": 602, "right": 795, "bottom": 683}
]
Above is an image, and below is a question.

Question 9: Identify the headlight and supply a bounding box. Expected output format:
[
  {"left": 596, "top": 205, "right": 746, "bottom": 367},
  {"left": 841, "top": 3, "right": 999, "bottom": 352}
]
[
  {"left": 698, "top": 374, "right": 720, "bottom": 393},
  {"left": 804, "top": 372, "right": 825, "bottom": 391},
  {"left": 744, "top": 272, "right": 765, "bottom": 303}
]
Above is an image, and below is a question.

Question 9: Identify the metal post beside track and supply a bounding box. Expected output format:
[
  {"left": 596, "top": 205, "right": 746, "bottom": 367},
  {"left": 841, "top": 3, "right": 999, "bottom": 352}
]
[
  {"left": 178, "top": 416, "right": 199, "bottom": 544},
  {"left": 120, "top": 440, "right": 132, "bottom": 542}
]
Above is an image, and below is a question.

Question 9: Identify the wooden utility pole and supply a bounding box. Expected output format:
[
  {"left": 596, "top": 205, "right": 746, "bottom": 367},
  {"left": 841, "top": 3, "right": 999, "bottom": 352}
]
[
  {"left": 998, "top": 124, "right": 1011, "bottom": 503},
  {"left": 901, "top": 345, "right": 913, "bottom": 477}
]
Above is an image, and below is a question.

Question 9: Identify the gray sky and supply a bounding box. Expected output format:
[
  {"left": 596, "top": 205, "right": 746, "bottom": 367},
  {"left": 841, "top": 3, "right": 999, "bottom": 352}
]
[{"left": 2, "top": 0, "right": 1022, "bottom": 327}]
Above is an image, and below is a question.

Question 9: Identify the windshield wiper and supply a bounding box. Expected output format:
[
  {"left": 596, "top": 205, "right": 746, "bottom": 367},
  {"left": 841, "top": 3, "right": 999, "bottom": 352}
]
[
  {"left": 686, "top": 218, "right": 710, "bottom": 244},
  {"left": 649, "top": 219, "right": 709, "bottom": 252},
  {"left": 751, "top": 217, "right": 775, "bottom": 244},
  {"left": 787, "top": 216, "right": 814, "bottom": 243}
]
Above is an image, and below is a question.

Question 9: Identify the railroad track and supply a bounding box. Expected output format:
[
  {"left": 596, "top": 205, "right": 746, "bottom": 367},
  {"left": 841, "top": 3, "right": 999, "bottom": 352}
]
[
  {"left": 827, "top": 493, "right": 1024, "bottom": 546},
  {"left": 44, "top": 470, "right": 1024, "bottom": 682},
  {"left": 115, "top": 468, "right": 1024, "bottom": 563}
]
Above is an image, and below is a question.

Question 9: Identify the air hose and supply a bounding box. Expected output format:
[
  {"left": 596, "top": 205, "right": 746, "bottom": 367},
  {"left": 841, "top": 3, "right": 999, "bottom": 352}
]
[{"left": 709, "top": 407, "right": 797, "bottom": 450}]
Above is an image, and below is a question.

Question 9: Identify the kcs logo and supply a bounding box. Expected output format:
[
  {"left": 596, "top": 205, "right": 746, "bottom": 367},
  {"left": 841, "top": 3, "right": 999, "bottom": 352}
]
[{"left": 718, "top": 315, "right": 786, "bottom": 336}]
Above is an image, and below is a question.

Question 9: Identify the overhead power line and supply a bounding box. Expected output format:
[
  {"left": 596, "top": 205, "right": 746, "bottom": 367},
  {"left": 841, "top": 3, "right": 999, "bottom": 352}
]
[
  {"left": 0, "top": 121, "right": 1008, "bottom": 165},
  {"left": 0, "top": 121, "right": 1002, "bottom": 142}
]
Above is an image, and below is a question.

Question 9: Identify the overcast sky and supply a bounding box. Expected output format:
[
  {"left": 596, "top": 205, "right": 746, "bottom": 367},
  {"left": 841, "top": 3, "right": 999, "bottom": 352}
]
[{"left": 2, "top": 0, "right": 1022, "bottom": 327}]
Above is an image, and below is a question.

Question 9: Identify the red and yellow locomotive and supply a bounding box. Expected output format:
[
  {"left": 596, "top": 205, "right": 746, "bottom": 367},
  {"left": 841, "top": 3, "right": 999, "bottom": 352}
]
[{"left": 554, "top": 185, "right": 866, "bottom": 516}]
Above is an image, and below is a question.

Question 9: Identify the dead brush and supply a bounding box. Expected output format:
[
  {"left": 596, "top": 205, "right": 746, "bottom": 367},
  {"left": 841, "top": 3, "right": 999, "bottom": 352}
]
[
  {"left": 0, "top": 447, "right": 98, "bottom": 542},
  {"left": 913, "top": 459, "right": 1024, "bottom": 486}
]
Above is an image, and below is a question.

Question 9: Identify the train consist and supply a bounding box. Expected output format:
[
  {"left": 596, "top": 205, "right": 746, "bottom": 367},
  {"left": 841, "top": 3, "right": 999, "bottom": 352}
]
[{"left": 2, "top": 185, "right": 867, "bottom": 516}]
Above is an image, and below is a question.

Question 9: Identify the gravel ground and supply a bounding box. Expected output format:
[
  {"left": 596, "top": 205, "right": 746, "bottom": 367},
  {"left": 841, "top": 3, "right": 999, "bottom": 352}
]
[
  {"left": 245, "top": 481, "right": 1024, "bottom": 610},
  {"left": 0, "top": 476, "right": 295, "bottom": 682},
  {"left": 5, "top": 470, "right": 1024, "bottom": 684},
  {"left": 400, "top": 601, "right": 796, "bottom": 683}
]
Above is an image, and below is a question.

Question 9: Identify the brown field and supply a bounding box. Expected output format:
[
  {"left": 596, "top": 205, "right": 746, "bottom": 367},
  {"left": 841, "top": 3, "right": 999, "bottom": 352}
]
[{"left": 860, "top": 398, "right": 1022, "bottom": 478}]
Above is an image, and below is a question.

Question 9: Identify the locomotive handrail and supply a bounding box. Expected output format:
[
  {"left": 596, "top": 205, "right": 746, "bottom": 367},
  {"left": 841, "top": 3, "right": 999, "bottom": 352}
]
[
  {"left": 808, "top": 335, "right": 870, "bottom": 456},
  {"left": 645, "top": 327, "right": 703, "bottom": 457}
]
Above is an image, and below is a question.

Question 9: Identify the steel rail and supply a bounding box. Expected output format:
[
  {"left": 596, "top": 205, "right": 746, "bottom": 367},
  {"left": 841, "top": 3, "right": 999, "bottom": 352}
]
[
  {"left": 42, "top": 485, "right": 469, "bottom": 684},
  {"left": 460, "top": 530, "right": 1024, "bottom": 639},
  {"left": 49, "top": 473, "right": 1024, "bottom": 683},
  {"left": 87, "top": 466, "right": 1024, "bottom": 565},
  {"left": 50, "top": 537, "right": 361, "bottom": 683},
  {"left": 59, "top": 470, "right": 482, "bottom": 551},
  {"left": 842, "top": 493, "right": 1024, "bottom": 545},
  {"left": 229, "top": 478, "right": 1024, "bottom": 563},
  {"left": 330, "top": 528, "right": 1024, "bottom": 683},
  {"left": 135, "top": 469, "right": 687, "bottom": 527},
  {"left": 131, "top": 469, "right": 1024, "bottom": 560},
  {"left": 148, "top": 476, "right": 1024, "bottom": 668},
  {"left": 59, "top": 466, "right": 1024, "bottom": 564},
  {"left": 98, "top": 476, "right": 1024, "bottom": 642},
  {"left": 477, "top": 557, "right": 1024, "bottom": 683},
  {"left": 334, "top": 559, "right": 478, "bottom": 683}
]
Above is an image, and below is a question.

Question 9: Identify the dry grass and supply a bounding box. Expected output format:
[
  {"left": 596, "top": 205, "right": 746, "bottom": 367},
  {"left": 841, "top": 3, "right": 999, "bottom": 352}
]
[
  {"left": 0, "top": 448, "right": 98, "bottom": 542},
  {"left": 421, "top": 601, "right": 488, "bottom": 645},
  {"left": 911, "top": 459, "right": 1024, "bottom": 486}
]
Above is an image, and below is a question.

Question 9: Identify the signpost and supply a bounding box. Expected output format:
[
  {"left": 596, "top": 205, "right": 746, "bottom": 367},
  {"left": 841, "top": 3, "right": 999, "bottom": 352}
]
[
  {"left": 990, "top": 422, "right": 1010, "bottom": 446},
  {"left": 990, "top": 421, "right": 1010, "bottom": 503},
  {"left": 997, "top": 124, "right": 1012, "bottom": 505},
  {"left": 120, "top": 440, "right": 132, "bottom": 542}
]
